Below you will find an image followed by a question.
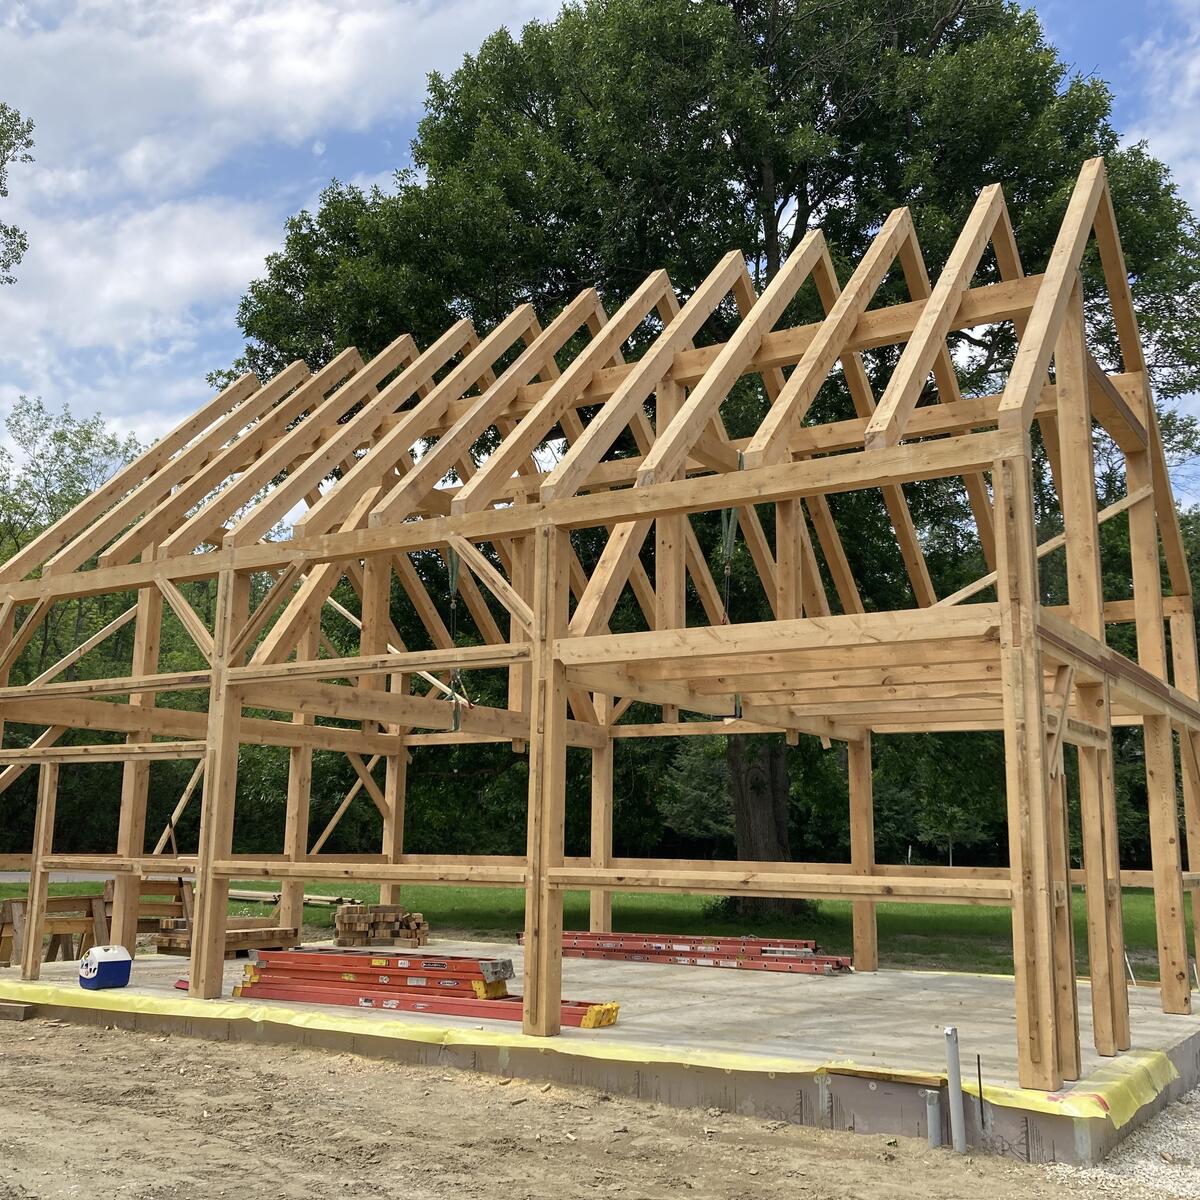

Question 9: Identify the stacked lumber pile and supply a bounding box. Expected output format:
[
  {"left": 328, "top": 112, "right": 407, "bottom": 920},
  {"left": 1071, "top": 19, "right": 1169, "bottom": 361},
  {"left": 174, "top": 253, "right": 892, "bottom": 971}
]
[
  {"left": 520, "top": 930, "right": 854, "bottom": 976},
  {"left": 103, "top": 877, "right": 191, "bottom": 934},
  {"left": 156, "top": 916, "right": 299, "bottom": 958},
  {"left": 234, "top": 947, "right": 619, "bottom": 1027},
  {"left": 1, "top": 894, "right": 109, "bottom": 966},
  {"left": 333, "top": 903, "right": 429, "bottom": 948}
]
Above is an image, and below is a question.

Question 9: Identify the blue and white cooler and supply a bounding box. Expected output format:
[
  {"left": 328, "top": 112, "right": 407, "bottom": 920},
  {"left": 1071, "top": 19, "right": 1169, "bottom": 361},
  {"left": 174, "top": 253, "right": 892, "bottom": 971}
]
[{"left": 79, "top": 945, "right": 132, "bottom": 990}]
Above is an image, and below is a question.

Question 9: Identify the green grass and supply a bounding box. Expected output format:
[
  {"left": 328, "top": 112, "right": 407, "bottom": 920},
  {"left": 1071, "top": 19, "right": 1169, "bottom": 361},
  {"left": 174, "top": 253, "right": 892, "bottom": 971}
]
[
  {"left": 228, "top": 881, "right": 1188, "bottom": 980},
  {"left": 3, "top": 880, "right": 1190, "bottom": 980}
]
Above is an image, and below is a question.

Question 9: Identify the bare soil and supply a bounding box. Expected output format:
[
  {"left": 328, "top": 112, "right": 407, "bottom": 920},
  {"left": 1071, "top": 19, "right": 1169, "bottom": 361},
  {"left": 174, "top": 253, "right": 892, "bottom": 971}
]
[{"left": 0, "top": 1019, "right": 1171, "bottom": 1200}]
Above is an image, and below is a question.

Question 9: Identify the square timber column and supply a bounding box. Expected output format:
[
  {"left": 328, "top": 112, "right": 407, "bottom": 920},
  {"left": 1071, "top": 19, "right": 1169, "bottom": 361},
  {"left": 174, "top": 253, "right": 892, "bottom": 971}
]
[
  {"left": 1126, "top": 451, "right": 1191, "bottom": 1014},
  {"left": 190, "top": 568, "right": 249, "bottom": 999},
  {"left": 508, "top": 534, "right": 533, "bottom": 753},
  {"left": 522, "top": 522, "right": 571, "bottom": 1036},
  {"left": 111, "top": 575, "right": 164, "bottom": 952},
  {"left": 1169, "top": 612, "right": 1200, "bottom": 976},
  {"left": 1054, "top": 276, "right": 1128, "bottom": 1052},
  {"left": 359, "top": 555, "right": 408, "bottom": 907},
  {"left": 380, "top": 748, "right": 409, "bottom": 907},
  {"left": 20, "top": 762, "right": 59, "bottom": 981},
  {"left": 655, "top": 379, "right": 686, "bottom": 723},
  {"left": 848, "top": 734, "right": 877, "bottom": 971},
  {"left": 280, "top": 625, "right": 317, "bottom": 930},
  {"left": 589, "top": 695, "right": 614, "bottom": 933},
  {"left": 994, "top": 448, "right": 1065, "bottom": 1091}
]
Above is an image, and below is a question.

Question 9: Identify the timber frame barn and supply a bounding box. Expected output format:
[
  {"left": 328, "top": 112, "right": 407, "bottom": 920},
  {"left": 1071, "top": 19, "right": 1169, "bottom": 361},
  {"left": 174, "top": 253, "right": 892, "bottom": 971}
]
[{"left": 1, "top": 157, "right": 1198, "bottom": 1092}]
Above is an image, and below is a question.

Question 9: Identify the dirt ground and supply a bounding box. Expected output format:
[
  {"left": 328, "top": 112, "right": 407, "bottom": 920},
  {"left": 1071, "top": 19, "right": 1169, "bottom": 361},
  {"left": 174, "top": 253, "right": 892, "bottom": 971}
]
[{"left": 0, "top": 1019, "right": 1181, "bottom": 1200}]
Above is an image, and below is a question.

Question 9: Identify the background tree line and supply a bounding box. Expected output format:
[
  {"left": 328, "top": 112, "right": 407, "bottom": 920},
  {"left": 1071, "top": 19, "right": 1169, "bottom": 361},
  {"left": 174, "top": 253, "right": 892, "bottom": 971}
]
[{"left": 3, "top": 0, "right": 1200, "bottom": 888}]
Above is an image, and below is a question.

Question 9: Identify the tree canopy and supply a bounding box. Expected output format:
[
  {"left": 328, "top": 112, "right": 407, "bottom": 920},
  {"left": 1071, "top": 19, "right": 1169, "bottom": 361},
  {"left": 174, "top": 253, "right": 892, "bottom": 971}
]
[
  {"left": 0, "top": 100, "right": 34, "bottom": 285},
  {"left": 226, "top": 0, "right": 1200, "bottom": 405},
  {"left": 204, "top": 0, "right": 1200, "bottom": 884},
  {"left": 5, "top": 3, "right": 1194, "bottom": 887}
]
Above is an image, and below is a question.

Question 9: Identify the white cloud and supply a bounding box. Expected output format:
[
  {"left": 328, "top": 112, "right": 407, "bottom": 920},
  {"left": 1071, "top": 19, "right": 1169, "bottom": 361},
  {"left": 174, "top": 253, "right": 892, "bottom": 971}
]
[
  {"left": 1127, "top": 1, "right": 1200, "bottom": 211},
  {"left": 0, "top": 0, "right": 564, "bottom": 449},
  {"left": 2, "top": 197, "right": 275, "bottom": 352},
  {"left": 0, "top": 194, "right": 277, "bottom": 439},
  {"left": 0, "top": 1, "right": 563, "bottom": 202}
]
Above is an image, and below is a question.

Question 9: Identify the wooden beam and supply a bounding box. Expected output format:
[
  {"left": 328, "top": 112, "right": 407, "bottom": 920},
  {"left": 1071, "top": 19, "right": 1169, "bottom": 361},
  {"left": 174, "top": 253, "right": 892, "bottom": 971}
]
[
  {"left": 107, "top": 352, "right": 360, "bottom": 566},
  {"left": 155, "top": 576, "right": 215, "bottom": 665},
  {"left": 848, "top": 734, "right": 877, "bottom": 970},
  {"left": 0, "top": 372, "right": 259, "bottom": 583},
  {"left": 523, "top": 524, "right": 571, "bottom": 1035},
  {"left": 447, "top": 536, "right": 534, "bottom": 635},
  {"left": 999, "top": 159, "right": 1107, "bottom": 431},
  {"left": 20, "top": 763, "right": 59, "bottom": 981},
  {"left": 639, "top": 232, "right": 825, "bottom": 488},
  {"left": 207, "top": 334, "right": 417, "bottom": 551},
  {"left": 541, "top": 252, "right": 744, "bottom": 502},
  {"left": 189, "top": 568, "right": 248, "bottom": 998},
  {"left": 291, "top": 322, "right": 476, "bottom": 539},
  {"left": 0, "top": 741, "right": 206, "bottom": 764},
  {"left": 111, "top": 574, "right": 163, "bottom": 953},
  {"left": 994, "top": 446, "right": 1065, "bottom": 1090},
  {"left": 745, "top": 209, "right": 911, "bottom": 467},
  {"left": 866, "top": 186, "right": 1005, "bottom": 449},
  {"left": 455, "top": 274, "right": 672, "bottom": 515},
  {"left": 374, "top": 290, "right": 600, "bottom": 527}
]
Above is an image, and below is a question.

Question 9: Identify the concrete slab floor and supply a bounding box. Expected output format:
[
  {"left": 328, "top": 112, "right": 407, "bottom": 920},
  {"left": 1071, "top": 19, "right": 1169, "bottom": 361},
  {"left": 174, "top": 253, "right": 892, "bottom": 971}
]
[{"left": 15, "top": 935, "right": 1199, "bottom": 1091}]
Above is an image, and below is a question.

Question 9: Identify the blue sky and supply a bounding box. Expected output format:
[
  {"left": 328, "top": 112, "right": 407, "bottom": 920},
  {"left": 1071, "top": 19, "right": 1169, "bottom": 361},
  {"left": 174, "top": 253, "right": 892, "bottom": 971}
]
[{"left": 0, "top": 0, "right": 1198, "bottom": 455}]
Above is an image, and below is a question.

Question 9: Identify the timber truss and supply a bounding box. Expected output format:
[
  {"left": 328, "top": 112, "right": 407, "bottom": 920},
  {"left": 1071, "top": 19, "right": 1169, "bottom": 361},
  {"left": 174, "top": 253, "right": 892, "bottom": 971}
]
[{"left": 1, "top": 157, "right": 1198, "bottom": 1090}]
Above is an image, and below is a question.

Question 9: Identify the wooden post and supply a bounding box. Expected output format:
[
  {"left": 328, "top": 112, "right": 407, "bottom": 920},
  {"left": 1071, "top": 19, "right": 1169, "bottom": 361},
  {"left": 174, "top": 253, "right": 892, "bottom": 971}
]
[
  {"left": 111, "top": 577, "right": 164, "bottom": 952},
  {"left": 1054, "top": 276, "right": 1127, "bottom": 1051},
  {"left": 848, "top": 733, "right": 877, "bottom": 971},
  {"left": 589, "top": 696, "right": 614, "bottom": 933},
  {"left": 1049, "top": 764, "right": 1081, "bottom": 1079},
  {"left": 522, "top": 522, "right": 570, "bottom": 1036},
  {"left": 656, "top": 381, "right": 686, "bottom": 722},
  {"left": 1170, "top": 612, "right": 1200, "bottom": 975},
  {"left": 1118, "top": 329, "right": 1191, "bottom": 1013},
  {"left": 20, "top": 762, "right": 59, "bottom": 981},
  {"left": 1143, "top": 714, "right": 1191, "bottom": 1012},
  {"left": 1076, "top": 724, "right": 1131, "bottom": 1053},
  {"left": 189, "top": 568, "right": 248, "bottom": 998},
  {"left": 0, "top": 602, "right": 13, "bottom": 755},
  {"left": 358, "top": 556, "right": 409, "bottom": 906},
  {"left": 380, "top": 748, "right": 408, "bottom": 907},
  {"left": 280, "top": 624, "right": 317, "bottom": 930},
  {"left": 995, "top": 448, "right": 1063, "bottom": 1090},
  {"left": 509, "top": 534, "right": 532, "bottom": 752},
  {"left": 776, "top": 499, "right": 803, "bottom": 623}
]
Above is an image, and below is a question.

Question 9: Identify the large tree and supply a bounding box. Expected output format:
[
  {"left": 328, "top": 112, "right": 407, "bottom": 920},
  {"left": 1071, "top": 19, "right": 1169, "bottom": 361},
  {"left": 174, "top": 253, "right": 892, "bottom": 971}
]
[
  {"left": 0, "top": 101, "right": 34, "bottom": 285},
  {"left": 223, "top": 0, "right": 1200, "bottom": 884}
]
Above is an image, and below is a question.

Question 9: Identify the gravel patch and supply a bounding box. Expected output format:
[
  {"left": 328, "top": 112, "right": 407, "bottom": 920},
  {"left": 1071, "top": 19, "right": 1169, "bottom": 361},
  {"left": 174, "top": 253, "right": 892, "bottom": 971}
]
[{"left": 1049, "top": 1085, "right": 1200, "bottom": 1197}]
